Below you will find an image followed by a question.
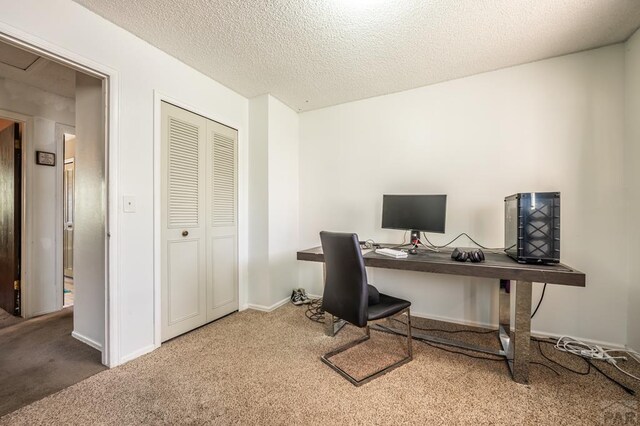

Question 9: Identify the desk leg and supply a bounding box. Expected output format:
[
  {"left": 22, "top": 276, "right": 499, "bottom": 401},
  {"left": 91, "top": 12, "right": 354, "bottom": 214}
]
[
  {"left": 512, "top": 280, "right": 532, "bottom": 383},
  {"left": 498, "top": 279, "right": 532, "bottom": 384},
  {"left": 499, "top": 279, "right": 510, "bottom": 348}
]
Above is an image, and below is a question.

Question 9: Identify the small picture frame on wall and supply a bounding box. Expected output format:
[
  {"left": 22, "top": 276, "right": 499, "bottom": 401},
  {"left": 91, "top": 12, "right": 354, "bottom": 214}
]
[{"left": 36, "top": 151, "right": 56, "bottom": 166}]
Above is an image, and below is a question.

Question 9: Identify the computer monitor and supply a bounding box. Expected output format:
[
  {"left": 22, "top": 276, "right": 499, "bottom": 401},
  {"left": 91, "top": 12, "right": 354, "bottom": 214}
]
[{"left": 382, "top": 194, "right": 447, "bottom": 244}]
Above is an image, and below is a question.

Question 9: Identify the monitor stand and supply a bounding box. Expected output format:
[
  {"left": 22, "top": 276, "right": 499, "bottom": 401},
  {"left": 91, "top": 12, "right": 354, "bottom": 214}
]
[
  {"left": 408, "top": 230, "right": 421, "bottom": 254},
  {"left": 410, "top": 230, "right": 420, "bottom": 246}
]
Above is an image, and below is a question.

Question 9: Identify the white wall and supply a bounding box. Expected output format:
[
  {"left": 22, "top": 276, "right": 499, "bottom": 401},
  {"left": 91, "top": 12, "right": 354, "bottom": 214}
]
[
  {"left": 248, "top": 95, "right": 270, "bottom": 306},
  {"left": 267, "top": 96, "right": 299, "bottom": 304},
  {"left": 0, "top": 77, "right": 75, "bottom": 317},
  {"left": 73, "top": 72, "right": 104, "bottom": 349},
  {"left": 625, "top": 29, "right": 640, "bottom": 351},
  {"left": 299, "top": 44, "right": 628, "bottom": 346},
  {"left": 0, "top": 0, "right": 249, "bottom": 364},
  {"left": 0, "top": 77, "right": 74, "bottom": 124},
  {"left": 248, "top": 94, "right": 299, "bottom": 308}
]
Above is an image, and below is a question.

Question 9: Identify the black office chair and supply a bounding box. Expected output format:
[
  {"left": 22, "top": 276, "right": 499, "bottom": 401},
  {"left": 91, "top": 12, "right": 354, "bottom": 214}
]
[{"left": 319, "top": 231, "right": 413, "bottom": 386}]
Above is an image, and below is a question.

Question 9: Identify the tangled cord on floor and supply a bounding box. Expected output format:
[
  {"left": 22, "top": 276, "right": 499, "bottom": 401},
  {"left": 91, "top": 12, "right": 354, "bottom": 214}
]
[
  {"left": 391, "top": 317, "right": 497, "bottom": 335},
  {"left": 376, "top": 324, "right": 560, "bottom": 376},
  {"left": 305, "top": 298, "right": 341, "bottom": 323},
  {"left": 305, "top": 298, "right": 325, "bottom": 323},
  {"left": 307, "top": 304, "right": 560, "bottom": 375},
  {"left": 305, "top": 307, "right": 636, "bottom": 393},
  {"left": 535, "top": 338, "right": 636, "bottom": 396}
]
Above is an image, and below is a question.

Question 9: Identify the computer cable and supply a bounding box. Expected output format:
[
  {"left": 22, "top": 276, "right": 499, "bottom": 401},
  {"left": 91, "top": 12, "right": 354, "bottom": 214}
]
[
  {"left": 588, "top": 359, "right": 636, "bottom": 395},
  {"left": 417, "top": 240, "right": 439, "bottom": 252},
  {"left": 391, "top": 317, "right": 497, "bottom": 335},
  {"left": 530, "top": 361, "right": 560, "bottom": 376},
  {"left": 393, "top": 315, "right": 637, "bottom": 390},
  {"left": 604, "top": 351, "right": 640, "bottom": 382},
  {"left": 378, "top": 324, "right": 561, "bottom": 375},
  {"left": 553, "top": 336, "right": 640, "bottom": 382},
  {"left": 530, "top": 283, "right": 547, "bottom": 319},
  {"left": 391, "top": 319, "right": 627, "bottom": 383},
  {"left": 421, "top": 232, "right": 504, "bottom": 252},
  {"left": 376, "top": 324, "right": 505, "bottom": 362},
  {"left": 535, "top": 338, "right": 636, "bottom": 395},
  {"left": 305, "top": 298, "right": 325, "bottom": 323},
  {"left": 535, "top": 338, "right": 591, "bottom": 376},
  {"left": 305, "top": 298, "right": 342, "bottom": 324},
  {"left": 554, "top": 336, "right": 639, "bottom": 367}
]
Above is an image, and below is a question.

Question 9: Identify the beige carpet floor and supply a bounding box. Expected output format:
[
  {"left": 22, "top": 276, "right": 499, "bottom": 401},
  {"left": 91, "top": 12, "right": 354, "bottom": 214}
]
[{"left": 1, "top": 304, "right": 638, "bottom": 425}]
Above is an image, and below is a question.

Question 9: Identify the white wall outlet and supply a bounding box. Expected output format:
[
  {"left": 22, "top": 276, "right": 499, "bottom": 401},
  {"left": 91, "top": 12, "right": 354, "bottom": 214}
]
[{"left": 123, "top": 195, "right": 136, "bottom": 213}]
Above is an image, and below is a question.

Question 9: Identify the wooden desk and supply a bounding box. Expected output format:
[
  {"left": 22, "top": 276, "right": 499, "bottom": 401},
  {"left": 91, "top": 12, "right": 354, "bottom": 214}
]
[{"left": 297, "top": 246, "right": 586, "bottom": 384}]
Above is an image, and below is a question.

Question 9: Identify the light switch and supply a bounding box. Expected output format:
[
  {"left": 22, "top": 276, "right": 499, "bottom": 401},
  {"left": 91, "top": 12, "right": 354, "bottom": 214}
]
[{"left": 123, "top": 196, "right": 136, "bottom": 213}]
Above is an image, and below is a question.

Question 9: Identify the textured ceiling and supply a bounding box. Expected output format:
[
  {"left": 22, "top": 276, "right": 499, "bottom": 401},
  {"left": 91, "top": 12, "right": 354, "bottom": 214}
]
[
  {"left": 0, "top": 40, "right": 76, "bottom": 98},
  {"left": 73, "top": 0, "right": 640, "bottom": 112}
]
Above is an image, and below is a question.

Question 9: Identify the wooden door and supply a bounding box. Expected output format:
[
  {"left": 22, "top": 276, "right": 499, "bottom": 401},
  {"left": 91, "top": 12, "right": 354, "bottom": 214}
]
[
  {"left": 205, "top": 120, "right": 238, "bottom": 321},
  {"left": 63, "top": 158, "right": 75, "bottom": 277},
  {"left": 161, "top": 102, "right": 207, "bottom": 341},
  {"left": 0, "top": 122, "right": 21, "bottom": 315}
]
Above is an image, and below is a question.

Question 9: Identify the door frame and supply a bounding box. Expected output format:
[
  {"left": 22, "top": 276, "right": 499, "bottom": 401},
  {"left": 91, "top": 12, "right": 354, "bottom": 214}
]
[
  {"left": 152, "top": 91, "right": 243, "bottom": 349},
  {"left": 0, "top": 109, "right": 31, "bottom": 319},
  {"left": 0, "top": 24, "right": 120, "bottom": 367}
]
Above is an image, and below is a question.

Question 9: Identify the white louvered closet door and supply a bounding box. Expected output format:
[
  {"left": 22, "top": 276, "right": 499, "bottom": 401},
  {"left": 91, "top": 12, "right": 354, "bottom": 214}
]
[
  {"left": 205, "top": 120, "right": 238, "bottom": 321},
  {"left": 161, "top": 103, "right": 207, "bottom": 341},
  {"left": 161, "top": 102, "right": 239, "bottom": 342}
]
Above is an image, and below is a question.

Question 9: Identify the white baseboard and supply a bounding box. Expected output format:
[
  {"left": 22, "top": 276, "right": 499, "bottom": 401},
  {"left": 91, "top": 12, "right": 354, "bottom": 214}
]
[
  {"left": 530, "top": 329, "right": 627, "bottom": 349},
  {"left": 119, "top": 344, "right": 157, "bottom": 364},
  {"left": 246, "top": 296, "right": 290, "bottom": 312},
  {"left": 72, "top": 331, "right": 103, "bottom": 351}
]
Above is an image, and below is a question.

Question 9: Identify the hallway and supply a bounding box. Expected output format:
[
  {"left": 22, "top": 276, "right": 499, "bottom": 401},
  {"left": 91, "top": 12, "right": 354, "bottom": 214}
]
[{"left": 0, "top": 307, "right": 106, "bottom": 417}]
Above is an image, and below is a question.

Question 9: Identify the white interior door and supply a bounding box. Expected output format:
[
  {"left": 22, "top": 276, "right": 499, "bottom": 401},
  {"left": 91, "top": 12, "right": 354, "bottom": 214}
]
[
  {"left": 161, "top": 102, "right": 238, "bottom": 341},
  {"left": 63, "top": 157, "right": 75, "bottom": 278},
  {"left": 161, "top": 102, "right": 207, "bottom": 341},
  {"left": 206, "top": 120, "right": 238, "bottom": 321}
]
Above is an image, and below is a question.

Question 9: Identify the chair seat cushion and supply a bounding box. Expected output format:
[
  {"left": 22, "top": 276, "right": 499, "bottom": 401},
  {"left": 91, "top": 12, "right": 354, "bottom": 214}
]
[{"left": 367, "top": 293, "right": 411, "bottom": 321}]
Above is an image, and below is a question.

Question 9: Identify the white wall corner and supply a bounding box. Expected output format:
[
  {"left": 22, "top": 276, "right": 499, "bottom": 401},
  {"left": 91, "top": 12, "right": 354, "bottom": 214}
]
[
  {"left": 624, "top": 27, "right": 640, "bottom": 352},
  {"left": 246, "top": 296, "right": 290, "bottom": 312}
]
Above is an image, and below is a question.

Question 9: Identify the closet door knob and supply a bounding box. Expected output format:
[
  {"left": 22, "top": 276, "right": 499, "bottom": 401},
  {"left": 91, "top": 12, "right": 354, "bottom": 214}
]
[{"left": 182, "top": 230, "right": 189, "bottom": 237}]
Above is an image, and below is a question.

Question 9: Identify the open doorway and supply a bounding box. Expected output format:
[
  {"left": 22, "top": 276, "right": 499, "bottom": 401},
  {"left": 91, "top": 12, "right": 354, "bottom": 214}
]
[{"left": 0, "top": 37, "right": 110, "bottom": 415}]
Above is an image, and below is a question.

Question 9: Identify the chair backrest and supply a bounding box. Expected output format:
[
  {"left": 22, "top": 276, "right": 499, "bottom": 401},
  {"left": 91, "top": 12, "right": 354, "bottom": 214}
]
[{"left": 320, "top": 231, "right": 369, "bottom": 327}]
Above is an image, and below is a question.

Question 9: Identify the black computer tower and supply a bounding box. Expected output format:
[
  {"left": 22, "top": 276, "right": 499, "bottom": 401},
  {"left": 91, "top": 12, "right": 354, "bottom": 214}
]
[{"left": 504, "top": 192, "right": 560, "bottom": 264}]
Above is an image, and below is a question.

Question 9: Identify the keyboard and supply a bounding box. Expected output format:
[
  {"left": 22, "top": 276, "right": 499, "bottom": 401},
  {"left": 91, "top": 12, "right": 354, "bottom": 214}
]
[{"left": 375, "top": 248, "right": 408, "bottom": 258}]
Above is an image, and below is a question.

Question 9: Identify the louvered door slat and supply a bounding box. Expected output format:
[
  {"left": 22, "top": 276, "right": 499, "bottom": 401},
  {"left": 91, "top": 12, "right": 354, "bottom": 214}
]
[
  {"left": 168, "top": 117, "right": 199, "bottom": 228},
  {"left": 212, "top": 133, "right": 236, "bottom": 226}
]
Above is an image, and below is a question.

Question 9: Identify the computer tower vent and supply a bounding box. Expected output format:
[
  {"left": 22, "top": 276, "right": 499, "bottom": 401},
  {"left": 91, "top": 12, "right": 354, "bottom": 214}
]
[{"left": 505, "top": 192, "right": 560, "bottom": 264}]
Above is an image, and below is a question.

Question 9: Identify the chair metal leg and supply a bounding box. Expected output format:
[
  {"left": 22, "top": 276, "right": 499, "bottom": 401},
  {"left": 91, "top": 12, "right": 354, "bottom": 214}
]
[
  {"left": 406, "top": 308, "right": 413, "bottom": 357},
  {"left": 321, "top": 308, "right": 413, "bottom": 386},
  {"left": 324, "top": 312, "right": 347, "bottom": 337}
]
